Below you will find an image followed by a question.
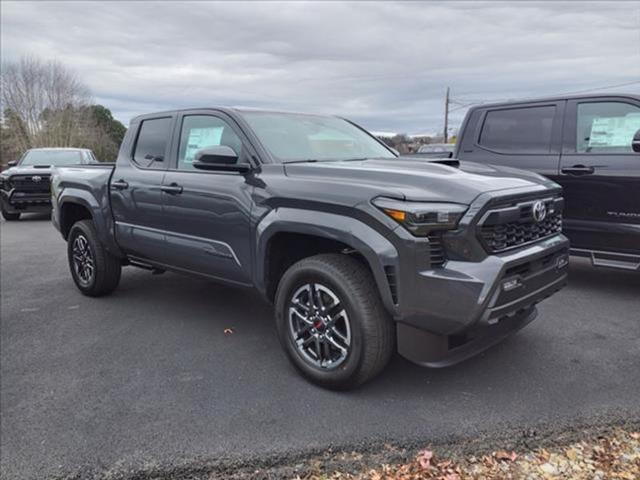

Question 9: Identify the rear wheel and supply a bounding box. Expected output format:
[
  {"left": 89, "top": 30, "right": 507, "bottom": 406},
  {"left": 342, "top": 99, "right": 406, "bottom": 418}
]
[
  {"left": 275, "top": 254, "right": 394, "bottom": 390},
  {"left": 67, "top": 220, "right": 121, "bottom": 296}
]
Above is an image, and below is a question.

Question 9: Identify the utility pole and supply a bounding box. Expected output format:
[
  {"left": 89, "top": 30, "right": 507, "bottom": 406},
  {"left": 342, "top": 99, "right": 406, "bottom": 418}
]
[{"left": 443, "top": 86, "right": 450, "bottom": 144}]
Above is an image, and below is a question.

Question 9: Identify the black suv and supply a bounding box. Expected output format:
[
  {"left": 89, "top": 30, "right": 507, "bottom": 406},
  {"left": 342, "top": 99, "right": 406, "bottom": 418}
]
[
  {"left": 456, "top": 94, "right": 640, "bottom": 271},
  {"left": 1, "top": 148, "right": 97, "bottom": 221}
]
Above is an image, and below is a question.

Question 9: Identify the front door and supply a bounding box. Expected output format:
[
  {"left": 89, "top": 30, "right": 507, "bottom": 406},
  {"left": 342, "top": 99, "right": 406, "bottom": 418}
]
[
  {"left": 559, "top": 98, "right": 640, "bottom": 253},
  {"left": 160, "top": 111, "right": 255, "bottom": 285},
  {"left": 111, "top": 116, "right": 174, "bottom": 262}
]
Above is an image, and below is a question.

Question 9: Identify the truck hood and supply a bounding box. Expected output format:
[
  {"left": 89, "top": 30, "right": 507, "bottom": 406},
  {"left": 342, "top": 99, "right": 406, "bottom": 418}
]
[
  {"left": 283, "top": 157, "right": 558, "bottom": 204},
  {"left": 1, "top": 165, "right": 54, "bottom": 177}
]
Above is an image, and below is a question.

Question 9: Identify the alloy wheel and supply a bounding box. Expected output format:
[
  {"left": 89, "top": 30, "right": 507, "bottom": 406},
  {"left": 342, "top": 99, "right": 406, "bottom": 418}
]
[
  {"left": 72, "top": 234, "right": 94, "bottom": 286},
  {"left": 288, "top": 283, "right": 352, "bottom": 369}
]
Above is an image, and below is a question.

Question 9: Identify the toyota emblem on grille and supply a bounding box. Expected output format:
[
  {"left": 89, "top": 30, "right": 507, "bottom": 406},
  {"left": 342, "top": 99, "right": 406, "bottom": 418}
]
[
  {"left": 532, "top": 201, "right": 547, "bottom": 223},
  {"left": 31, "top": 175, "right": 42, "bottom": 183}
]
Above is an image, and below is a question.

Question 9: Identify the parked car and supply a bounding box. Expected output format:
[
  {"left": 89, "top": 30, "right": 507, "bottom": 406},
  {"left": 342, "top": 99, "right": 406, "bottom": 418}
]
[
  {"left": 416, "top": 143, "right": 454, "bottom": 158},
  {"left": 1, "top": 147, "right": 97, "bottom": 221},
  {"left": 51, "top": 108, "right": 568, "bottom": 389},
  {"left": 455, "top": 93, "right": 640, "bottom": 271}
]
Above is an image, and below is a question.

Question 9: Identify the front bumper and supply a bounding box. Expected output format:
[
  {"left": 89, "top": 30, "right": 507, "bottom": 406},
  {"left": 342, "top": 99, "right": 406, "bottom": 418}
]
[
  {"left": 397, "top": 305, "right": 538, "bottom": 367},
  {"left": 395, "top": 233, "right": 569, "bottom": 366},
  {"left": 396, "top": 233, "right": 569, "bottom": 333},
  {"left": 1, "top": 189, "right": 51, "bottom": 213}
]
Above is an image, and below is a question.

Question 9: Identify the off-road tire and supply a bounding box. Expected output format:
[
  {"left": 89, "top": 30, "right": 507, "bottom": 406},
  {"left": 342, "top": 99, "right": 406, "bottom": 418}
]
[
  {"left": 67, "top": 220, "right": 121, "bottom": 296},
  {"left": 275, "top": 253, "right": 395, "bottom": 390}
]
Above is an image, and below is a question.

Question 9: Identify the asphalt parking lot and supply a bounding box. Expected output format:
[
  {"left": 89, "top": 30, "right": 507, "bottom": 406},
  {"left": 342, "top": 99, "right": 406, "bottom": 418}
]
[{"left": 1, "top": 214, "right": 639, "bottom": 479}]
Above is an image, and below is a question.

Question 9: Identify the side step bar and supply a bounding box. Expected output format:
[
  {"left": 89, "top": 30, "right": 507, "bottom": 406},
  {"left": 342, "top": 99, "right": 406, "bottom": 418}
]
[
  {"left": 127, "top": 257, "right": 166, "bottom": 275},
  {"left": 571, "top": 248, "right": 640, "bottom": 271}
]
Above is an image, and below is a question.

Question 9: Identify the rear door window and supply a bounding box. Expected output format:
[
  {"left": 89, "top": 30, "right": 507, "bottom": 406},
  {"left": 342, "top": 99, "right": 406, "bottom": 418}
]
[
  {"left": 132, "top": 117, "right": 172, "bottom": 169},
  {"left": 479, "top": 106, "right": 556, "bottom": 153},
  {"left": 576, "top": 102, "right": 640, "bottom": 153}
]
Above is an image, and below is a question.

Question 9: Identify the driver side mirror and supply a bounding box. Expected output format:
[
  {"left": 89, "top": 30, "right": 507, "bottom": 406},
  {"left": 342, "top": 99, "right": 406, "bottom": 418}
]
[
  {"left": 192, "top": 146, "right": 251, "bottom": 173},
  {"left": 7, "top": 160, "right": 17, "bottom": 168},
  {"left": 632, "top": 129, "right": 640, "bottom": 153}
]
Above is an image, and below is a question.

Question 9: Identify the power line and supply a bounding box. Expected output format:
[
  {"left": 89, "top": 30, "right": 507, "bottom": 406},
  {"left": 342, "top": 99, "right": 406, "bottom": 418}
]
[
  {"left": 445, "top": 80, "right": 640, "bottom": 117},
  {"left": 452, "top": 80, "right": 640, "bottom": 99},
  {"left": 449, "top": 101, "right": 479, "bottom": 111},
  {"left": 540, "top": 80, "right": 640, "bottom": 97}
]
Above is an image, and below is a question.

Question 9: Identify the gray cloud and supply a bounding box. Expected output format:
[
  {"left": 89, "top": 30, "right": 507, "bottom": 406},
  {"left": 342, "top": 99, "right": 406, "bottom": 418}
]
[{"left": 2, "top": 1, "right": 639, "bottom": 134}]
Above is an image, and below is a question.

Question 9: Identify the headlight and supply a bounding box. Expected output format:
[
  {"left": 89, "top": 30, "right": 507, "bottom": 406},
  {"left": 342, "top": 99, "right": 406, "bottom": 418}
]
[{"left": 373, "top": 197, "right": 468, "bottom": 236}]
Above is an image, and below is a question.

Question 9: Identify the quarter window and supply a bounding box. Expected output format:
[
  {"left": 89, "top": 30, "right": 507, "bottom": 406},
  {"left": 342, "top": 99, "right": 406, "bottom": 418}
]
[
  {"left": 177, "top": 115, "right": 243, "bottom": 170},
  {"left": 576, "top": 102, "right": 640, "bottom": 153},
  {"left": 133, "top": 117, "right": 172, "bottom": 169},
  {"left": 479, "top": 106, "right": 556, "bottom": 153}
]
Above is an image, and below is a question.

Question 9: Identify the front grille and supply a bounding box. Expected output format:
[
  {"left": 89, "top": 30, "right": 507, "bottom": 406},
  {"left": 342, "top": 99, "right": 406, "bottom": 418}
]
[
  {"left": 504, "top": 249, "right": 562, "bottom": 277},
  {"left": 479, "top": 196, "right": 563, "bottom": 253},
  {"left": 10, "top": 174, "right": 51, "bottom": 193},
  {"left": 481, "top": 213, "right": 562, "bottom": 252},
  {"left": 428, "top": 232, "right": 446, "bottom": 267}
]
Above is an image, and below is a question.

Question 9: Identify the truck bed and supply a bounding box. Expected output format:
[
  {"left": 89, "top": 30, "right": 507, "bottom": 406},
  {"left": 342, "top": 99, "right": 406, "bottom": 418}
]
[
  {"left": 51, "top": 163, "right": 117, "bottom": 248},
  {"left": 51, "top": 163, "right": 115, "bottom": 194}
]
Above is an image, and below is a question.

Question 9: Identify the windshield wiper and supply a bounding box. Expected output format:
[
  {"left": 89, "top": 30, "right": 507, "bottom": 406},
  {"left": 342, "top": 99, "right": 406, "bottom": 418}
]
[
  {"left": 285, "top": 158, "right": 373, "bottom": 164},
  {"left": 283, "top": 159, "right": 321, "bottom": 164}
]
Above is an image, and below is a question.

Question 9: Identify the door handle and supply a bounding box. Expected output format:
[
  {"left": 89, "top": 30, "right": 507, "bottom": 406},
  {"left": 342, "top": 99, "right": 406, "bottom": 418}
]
[
  {"left": 561, "top": 165, "right": 595, "bottom": 176},
  {"left": 111, "top": 179, "right": 129, "bottom": 190},
  {"left": 161, "top": 183, "right": 183, "bottom": 195}
]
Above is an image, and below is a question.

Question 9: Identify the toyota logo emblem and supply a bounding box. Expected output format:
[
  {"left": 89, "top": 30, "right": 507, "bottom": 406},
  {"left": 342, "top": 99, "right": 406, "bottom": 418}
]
[
  {"left": 532, "top": 201, "right": 547, "bottom": 223},
  {"left": 31, "top": 175, "right": 42, "bottom": 183}
]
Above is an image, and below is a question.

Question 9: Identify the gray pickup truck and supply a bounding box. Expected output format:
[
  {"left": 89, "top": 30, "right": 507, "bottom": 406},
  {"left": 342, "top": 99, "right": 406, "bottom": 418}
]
[{"left": 51, "top": 108, "right": 569, "bottom": 389}]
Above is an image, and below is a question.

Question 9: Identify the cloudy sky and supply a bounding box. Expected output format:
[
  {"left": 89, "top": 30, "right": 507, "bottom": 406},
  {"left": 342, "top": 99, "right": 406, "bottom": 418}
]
[{"left": 2, "top": 1, "right": 639, "bottom": 135}]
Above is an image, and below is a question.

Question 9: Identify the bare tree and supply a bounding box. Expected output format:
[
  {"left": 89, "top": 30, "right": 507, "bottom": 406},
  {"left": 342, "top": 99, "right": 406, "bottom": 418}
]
[{"left": 1, "top": 56, "right": 92, "bottom": 151}]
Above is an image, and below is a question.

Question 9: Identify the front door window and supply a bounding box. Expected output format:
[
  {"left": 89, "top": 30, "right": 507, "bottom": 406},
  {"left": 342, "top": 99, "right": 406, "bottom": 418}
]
[{"left": 576, "top": 102, "right": 640, "bottom": 154}]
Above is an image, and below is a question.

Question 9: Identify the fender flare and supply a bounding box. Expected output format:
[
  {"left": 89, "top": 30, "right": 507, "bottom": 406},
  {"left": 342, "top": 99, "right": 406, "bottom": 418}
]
[
  {"left": 57, "top": 188, "right": 122, "bottom": 256},
  {"left": 255, "top": 207, "right": 400, "bottom": 315}
]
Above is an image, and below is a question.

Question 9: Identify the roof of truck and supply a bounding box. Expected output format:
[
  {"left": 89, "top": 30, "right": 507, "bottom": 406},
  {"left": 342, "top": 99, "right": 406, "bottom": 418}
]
[
  {"left": 466, "top": 92, "right": 640, "bottom": 111},
  {"left": 129, "top": 107, "right": 342, "bottom": 124}
]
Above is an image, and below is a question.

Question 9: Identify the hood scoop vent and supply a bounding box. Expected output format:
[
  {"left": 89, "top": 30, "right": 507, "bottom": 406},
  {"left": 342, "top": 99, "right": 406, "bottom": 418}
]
[
  {"left": 428, "top": 158, "right": 460, "bottom": 168},
  {"left": 397, "top": 155, "right": 459, "bottom": 168}
]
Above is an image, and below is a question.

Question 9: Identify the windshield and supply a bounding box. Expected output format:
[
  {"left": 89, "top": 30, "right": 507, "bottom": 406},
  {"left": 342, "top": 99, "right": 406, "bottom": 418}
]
[
  {"left": 241, "top": 112, "right": 396, "bottom": 162},
  {"left": 20, "top": 150, "right": 83, "bottom": 166}
]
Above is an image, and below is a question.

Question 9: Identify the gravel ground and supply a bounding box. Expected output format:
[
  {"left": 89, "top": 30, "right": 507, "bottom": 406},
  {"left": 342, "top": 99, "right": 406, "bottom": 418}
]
[{"left": 301, "top": 426, "right": 640, "bottom": 480}]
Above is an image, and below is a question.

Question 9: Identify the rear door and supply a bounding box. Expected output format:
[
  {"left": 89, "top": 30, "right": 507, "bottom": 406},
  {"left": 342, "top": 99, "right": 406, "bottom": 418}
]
[
  {"left": 559, "top": 97, "right": 640, "bottom": 253},
  {"left": 110, "top": 115, "right": 174, "bottom": 262},
  {"left": 459, "top": 102, "right": 564, "bottom": 180},
  {"left": 159, "top": 110, "right": 255, "bottom": 285}
]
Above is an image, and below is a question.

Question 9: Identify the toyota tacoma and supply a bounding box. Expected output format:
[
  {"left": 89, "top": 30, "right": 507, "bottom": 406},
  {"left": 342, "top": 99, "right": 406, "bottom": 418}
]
[
  {"left": 51, "top": 108, "right": 569, "bottom": 389},
  {"left": 1, "top": 147, "right": 97, "bottom": 221}
]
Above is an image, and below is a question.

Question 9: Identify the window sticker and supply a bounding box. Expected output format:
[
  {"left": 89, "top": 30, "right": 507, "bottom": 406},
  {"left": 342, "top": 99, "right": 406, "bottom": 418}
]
[
  {"left": 183, "top": 127, "right": 223, "bottom": 163},
  {"left": 588, "top": 113, "right": 640, "bottom": 148}
]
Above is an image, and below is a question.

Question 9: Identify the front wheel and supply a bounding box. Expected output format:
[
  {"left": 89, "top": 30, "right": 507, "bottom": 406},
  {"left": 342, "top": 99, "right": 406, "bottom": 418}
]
[
  {"left": 67, "top": 220, "right": 122, "bottom": 296},
  {"left": 1, "top": 208, "right": 20, "bottom": 221},
  {"left": 275, "top": 254, "right": 395, "bottom": 390}
]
